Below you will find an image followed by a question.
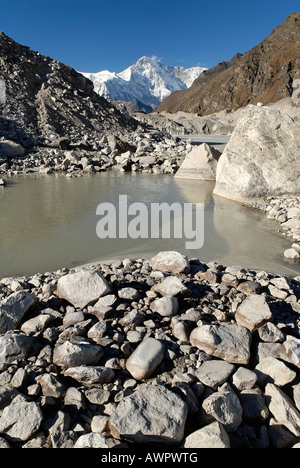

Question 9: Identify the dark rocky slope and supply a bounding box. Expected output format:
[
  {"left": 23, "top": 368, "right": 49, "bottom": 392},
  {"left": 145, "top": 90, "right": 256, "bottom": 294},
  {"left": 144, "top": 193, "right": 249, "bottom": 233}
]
[{"left": 0, "top": 32, "right": 138, "bottom": 149}]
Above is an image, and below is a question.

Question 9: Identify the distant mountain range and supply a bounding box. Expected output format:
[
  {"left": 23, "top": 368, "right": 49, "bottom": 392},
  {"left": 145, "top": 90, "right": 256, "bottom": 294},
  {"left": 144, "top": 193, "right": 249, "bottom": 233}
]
[
  {"left": 81, "top": 56, "right": 206, "bottom": 110},
  {"left": 156, "top": 12, "right": 300, "bottom": 115}
]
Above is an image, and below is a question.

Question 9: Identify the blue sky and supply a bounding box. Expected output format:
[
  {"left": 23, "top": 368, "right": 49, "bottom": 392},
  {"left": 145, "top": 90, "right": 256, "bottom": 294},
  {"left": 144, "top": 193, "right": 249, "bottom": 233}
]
[{"left": 0, "top": 0, "right": 299, "bottom": 72}]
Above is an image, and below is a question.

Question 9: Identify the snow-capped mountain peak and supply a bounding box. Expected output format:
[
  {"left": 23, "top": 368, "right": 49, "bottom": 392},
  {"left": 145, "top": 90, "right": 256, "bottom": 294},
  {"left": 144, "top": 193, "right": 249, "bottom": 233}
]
[{"left": 80, "top": 57, "right": 206, "bottom": 109}]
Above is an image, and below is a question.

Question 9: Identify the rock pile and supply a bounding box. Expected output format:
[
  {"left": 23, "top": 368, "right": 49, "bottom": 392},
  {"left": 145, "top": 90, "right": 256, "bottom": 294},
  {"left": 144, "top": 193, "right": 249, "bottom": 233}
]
[
  {"left": 248, "top": 196, "right": 300, "bottom": 263},
  {"left": 0, "top": 250, "right": 299, "bottom": 449},
  {"left": 0, "top": 132, "right": 190, "bottom": 178}
]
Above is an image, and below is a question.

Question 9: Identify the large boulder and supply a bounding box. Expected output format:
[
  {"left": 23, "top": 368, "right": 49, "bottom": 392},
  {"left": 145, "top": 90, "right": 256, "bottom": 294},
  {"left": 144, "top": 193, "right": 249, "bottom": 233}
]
[
  {"left": 53, "top": 340, "right": 103, "bottom": 369},
  {"left": 63, "top": 366, "right": 115, "bottom": 386},
  {"left": 149, "top": 251, "right": 190, "bottom": 275},
  {"left": 0, "top": 395, "right": 43, "bottom": 442},
  {"left": 213, "top": 105, "right": 300, "bottom": 203},
  {"left": 56, "top": 269, "right": 111, "bottom": 309},
  {"left": 109, "top": 384, "right": 188, "bottom": 445},
  {"left": 175, "top": 143, "right": 221, "bottom": 180},
  {"left": 235, "top": 294, "right": 273, "bottom": 332},
  {"left": 0, "top": 140, "right": 25, "bottom": 158},
  {"left": 190, "top": 323, "right": 252, "bottom": 365}
]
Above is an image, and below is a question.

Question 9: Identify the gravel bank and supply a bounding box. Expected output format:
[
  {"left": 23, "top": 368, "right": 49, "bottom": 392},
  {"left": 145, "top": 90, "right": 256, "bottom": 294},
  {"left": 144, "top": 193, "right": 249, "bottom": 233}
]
[{"left": 0, "top": 250, "right": 299, "bottom": 448}]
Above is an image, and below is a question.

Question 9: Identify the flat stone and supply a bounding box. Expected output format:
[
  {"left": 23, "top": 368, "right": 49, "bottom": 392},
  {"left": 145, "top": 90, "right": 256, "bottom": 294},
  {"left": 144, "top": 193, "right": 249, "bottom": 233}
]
[
  {"left": 190, "top": 323, "right": 252, "bottom": 365},
  {"left": 85, "top": 388, "right": 110, "bottom": 405},
  {"left": 91, "top": 294, "right": 117, "bottom": 310},
  {"left": 56, "top": 270, "right": 111, "bottom": 309},
  {"left": 118, "top": 287, "right": 139, "bottom": 301},
  {"left": 222, "top": 273, "right": 239, "bottom": 287},
  {"left": 63, "top": 366, "right": 115, "bottom": 386},
  {"left": 235, "top": 294, "right": 273, "bottom": 332},
  {"left": 237, "top": 280, "right": 261, "bottom": 294},
  {"left": 119, "top": 309, "right": 144, "bottom": 328},
  {"left": 202, "top": 383, "right": 243, "bottom": 432},
  {"left": 0, "top": 332, "right": 35, "bottom": 365},
  {"left": 64, "top": 387, "right": 85, "bottom": 411},
  {"left": 149, "top": 251, "right": 190, "bottom": 275},
  {"left": 270, "top": 277, "right": 290, "bottom": 290},
  {"left": 195, "top": 360, "right": 235, "bottom": 389},
  {"left": 21, "top": 313, "right": 54, "bottom": 335},
  {"left": 256, "top": 357, "right": 296, "bottom": 386},
  {"left": 109, "top": 384, "right": 188, "bottom": 445},
  {"left": 152, "top": 276, "right": 190, "bottom": 297},
  {"left": 180, "top": 421, "right": 231, "bottom": 448},
  {"left": 265, "top": 383, "right": 300, "bottom": 437},
  {"left": 281, "top": 218, "right": 300, "bottom": 231},
  {"left": 268, "top": 285, "right": 288, "bottom": 300},
  {"left": 150, "top": 295, "right": 179, "bottom": 317},
  {"left": 10, "top": 368, "right": 28, "bottom": 389},
  {"left": 62, "top": 311, "right": 85, "bottom": 328},
  {"left": 126, "top": 337, "right": 165, "bottom": 380},
  {"left": 37, "top": 373, "right": 66, "bottom": 398},
  {"left": 287, "top": 207, "right": 300, "bottom": 219},
  {"left": 255, "top": 342, "right": 284, "bottom": 362},
  {"left": 91, "top": 415, "right": 109, "bottom": 433},
  {"left": 53, "top": 340, "right": 103, "bottom": 369},
  {"left": 231, "top": 367, "right": 257, "bottom": 391},
  {"left": 239, "top": 389, "right": 269, "bottom": 424},
  {"left": 0, "top": 291, "right": 38, "bottom": 333},
  {"left": 0, "top": 395, "right": 43, "bottom": 442}
]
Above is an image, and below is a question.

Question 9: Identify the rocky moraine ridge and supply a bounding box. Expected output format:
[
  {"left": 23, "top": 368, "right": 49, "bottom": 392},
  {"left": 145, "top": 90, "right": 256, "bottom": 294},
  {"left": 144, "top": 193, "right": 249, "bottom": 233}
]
[
  {"left": 0, "top": 31, "right": 191, "bottom": 178},
  {"left": 0, "top": 251, "right": 300, "bottom": 449}
]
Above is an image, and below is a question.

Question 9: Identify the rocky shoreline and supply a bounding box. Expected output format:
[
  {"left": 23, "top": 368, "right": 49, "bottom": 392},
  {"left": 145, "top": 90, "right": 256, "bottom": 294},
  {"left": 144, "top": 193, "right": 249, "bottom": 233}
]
[
  {"left": 0, "top": 129, "right": 191, "bottom": 179},
  {"left": 0, "top": 250, "right": 300, "bottom": 449},
  {"left": 246, "top": 196, "right": 300, "bottom": 262}
]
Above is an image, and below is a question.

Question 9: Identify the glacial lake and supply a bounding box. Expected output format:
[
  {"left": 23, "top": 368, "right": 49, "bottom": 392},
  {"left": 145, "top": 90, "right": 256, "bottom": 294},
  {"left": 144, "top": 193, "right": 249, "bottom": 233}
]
[{"left": 0, "top": 171, "right": 300, "bottom": 279}]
